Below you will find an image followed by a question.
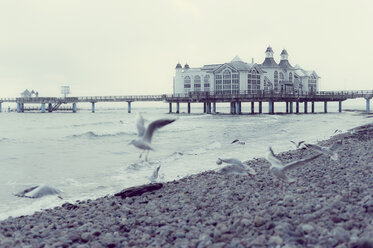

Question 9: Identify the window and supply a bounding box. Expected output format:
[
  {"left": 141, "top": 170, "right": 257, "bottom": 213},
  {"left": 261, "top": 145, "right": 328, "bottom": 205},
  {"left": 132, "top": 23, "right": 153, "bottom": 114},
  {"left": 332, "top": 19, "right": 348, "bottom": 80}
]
[
  {"left": 204, "top": 75, "right": 210, "bottom": 91},
  {"left": 215, "top": 68, "right": 239, "bottom": 94},
  {"left": 289, "top": 72, "right": 293, "bottom": 82},
  {"left": 274, "top": 71, "right": 279, "bottom": 92},
  {"left": 308, "top": 75, "right": 317, "bottom": 92},
  {"left": 194, "top": 75, "right": 201, "bottom": 92},
  {"left": 248, "top": 69, "right": 260, "bottom": 93},
  {"left": 184, "top": 76, "right": 191, "bottom": 92}
]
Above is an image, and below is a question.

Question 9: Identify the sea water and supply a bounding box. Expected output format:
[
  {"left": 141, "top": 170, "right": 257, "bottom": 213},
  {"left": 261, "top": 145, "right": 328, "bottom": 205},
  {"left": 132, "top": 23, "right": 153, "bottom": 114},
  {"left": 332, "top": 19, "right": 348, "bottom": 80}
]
[{"left": 0, "top": 100, "right": 371, "bottom": 220}]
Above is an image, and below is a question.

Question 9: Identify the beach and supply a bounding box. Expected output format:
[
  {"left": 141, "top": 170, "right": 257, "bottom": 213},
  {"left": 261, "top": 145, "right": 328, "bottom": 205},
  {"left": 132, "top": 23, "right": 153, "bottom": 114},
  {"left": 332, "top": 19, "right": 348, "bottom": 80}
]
[{"left": 1, "top": 123, "right": 373, "bottom": 247}]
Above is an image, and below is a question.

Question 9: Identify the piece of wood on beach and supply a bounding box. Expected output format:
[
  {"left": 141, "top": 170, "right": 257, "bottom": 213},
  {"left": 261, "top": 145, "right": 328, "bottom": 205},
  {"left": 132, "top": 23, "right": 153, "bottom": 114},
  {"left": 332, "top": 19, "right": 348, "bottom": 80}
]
[{"left": 114, "top": 183, "right": 163, "bottom": 199}]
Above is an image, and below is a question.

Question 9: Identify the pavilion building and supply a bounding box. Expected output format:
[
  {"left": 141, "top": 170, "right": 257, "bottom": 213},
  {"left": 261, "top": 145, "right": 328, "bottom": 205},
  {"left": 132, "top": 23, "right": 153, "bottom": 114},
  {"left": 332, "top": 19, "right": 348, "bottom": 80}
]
[{"left": 173, "top": 46, "right": 320, "bottom": 95}]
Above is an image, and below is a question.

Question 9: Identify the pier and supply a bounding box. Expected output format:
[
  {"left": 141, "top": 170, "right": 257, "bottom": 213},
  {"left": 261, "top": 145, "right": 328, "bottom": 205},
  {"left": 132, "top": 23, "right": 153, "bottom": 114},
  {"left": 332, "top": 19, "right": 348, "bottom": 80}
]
[{"left": 0, "top": 90, "right": 372, "bottom": 114}]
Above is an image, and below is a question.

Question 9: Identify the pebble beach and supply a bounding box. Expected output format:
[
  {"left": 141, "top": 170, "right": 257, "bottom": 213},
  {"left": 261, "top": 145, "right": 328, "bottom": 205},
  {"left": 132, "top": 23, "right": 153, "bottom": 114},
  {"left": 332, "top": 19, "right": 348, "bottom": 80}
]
[{"left": 1, "top": 123, "right": 373, "bottom": 248}]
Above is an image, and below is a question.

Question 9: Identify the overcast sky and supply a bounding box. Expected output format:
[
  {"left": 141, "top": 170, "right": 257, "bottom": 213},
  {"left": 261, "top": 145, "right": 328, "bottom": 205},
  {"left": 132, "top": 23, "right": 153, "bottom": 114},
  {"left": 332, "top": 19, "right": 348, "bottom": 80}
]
[{"left": 0, "top": 0, "right": 372, "bottom": 97}]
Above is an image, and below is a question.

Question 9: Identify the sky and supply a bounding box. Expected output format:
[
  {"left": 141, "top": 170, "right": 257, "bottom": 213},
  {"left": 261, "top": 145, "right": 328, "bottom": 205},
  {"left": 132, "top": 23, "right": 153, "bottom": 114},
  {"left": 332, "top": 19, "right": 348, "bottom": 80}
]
[{"left": 0, "top": 0, "right": 372, "bottom": 97}]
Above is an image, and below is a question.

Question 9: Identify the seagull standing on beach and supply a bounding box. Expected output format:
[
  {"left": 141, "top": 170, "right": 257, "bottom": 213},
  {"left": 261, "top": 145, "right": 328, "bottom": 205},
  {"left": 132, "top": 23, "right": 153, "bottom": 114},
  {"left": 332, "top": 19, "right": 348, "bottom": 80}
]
[
  {"left": 304, "top": 142, "right": 341, "bottom": 161},
  {"left": 129, "top": 114, "right": 176, "bottom": 161},
  {"left": 216, "top": 158, "right": 256, "bottom": 176},
  {"left": 266, "top": 147, "right": 322, "bottom": 183}
]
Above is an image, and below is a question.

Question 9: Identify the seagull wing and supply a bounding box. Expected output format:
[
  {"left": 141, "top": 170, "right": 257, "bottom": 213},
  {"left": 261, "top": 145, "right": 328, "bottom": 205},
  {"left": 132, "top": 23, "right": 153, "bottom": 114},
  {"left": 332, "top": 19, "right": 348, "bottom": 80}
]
[
  {"left": 143, "top": 118, "right": 176, "bottom": 143},
  {"left": 298, "top": 141, "right": 305, "bottom": 146},
  {"left": 231, "top": 139, "right": 239, "bottom": 144},
  {"left": 266, "top": 147, "right": 284, "bottom": 167},
  {"left": 136, "top": 113, "right": 146, "bottom": 137},
  {"left": 282, "top": 153, "right": 322, "bottom": 172}
]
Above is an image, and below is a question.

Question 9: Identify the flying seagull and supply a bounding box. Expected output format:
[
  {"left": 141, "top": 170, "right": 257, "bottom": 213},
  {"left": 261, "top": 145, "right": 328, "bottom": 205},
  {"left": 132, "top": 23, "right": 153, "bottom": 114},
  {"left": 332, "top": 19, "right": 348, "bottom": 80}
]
[
  {"left": 129, "top": 113, "right": 176, "bottom": 161},
  {"left": 304, "top": 142, "right": 341, "bottom": 161},
  {"left": 216, "top": 158, "right": 256, "bottom": 176},
  {"left": 231, "top": 139, "right": 245, "bottom": 145},
  {"left": 266, "top": 147, "right": 322, "bottom": 183},
  {"left": 149, "top": 165, "right": 161, "bottom": 183},
  {"left": 290, "top": 140, "right": 305, "bottom": 149},
  {"left": 14, "top": 185, "right": 61, "bottom": 199}
]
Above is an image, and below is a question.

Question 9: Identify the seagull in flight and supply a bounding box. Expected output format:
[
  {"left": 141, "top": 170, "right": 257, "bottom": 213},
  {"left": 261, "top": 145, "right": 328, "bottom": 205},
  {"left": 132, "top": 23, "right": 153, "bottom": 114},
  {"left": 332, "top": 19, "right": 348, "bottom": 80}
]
[
  {"left": 149, "top": 165, "right": 161, "bottom": 183},
  {"left": 266, "top": 147, "right": 322, "bottom": 183},
  {"left": 304, "top": 142, "right": 341, "bottom": 161},
  {"left": 290, "top": 140, "right": 305, "bottom": 149},
  {"left": 129, "top": 113, "right": 176, "bottom": 161},
  {"left": 216, "top": 158, "right": 256, "bottom": 176},
  {"left": 15, "top": 185, "right": 62, "bottom": 199}
]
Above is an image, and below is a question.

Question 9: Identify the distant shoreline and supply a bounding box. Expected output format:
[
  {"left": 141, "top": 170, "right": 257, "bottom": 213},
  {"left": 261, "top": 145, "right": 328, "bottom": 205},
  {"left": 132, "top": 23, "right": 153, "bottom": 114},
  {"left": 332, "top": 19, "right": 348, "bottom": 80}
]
[{"left": 0, "top": 122, "right": 372, "bottom": 247}]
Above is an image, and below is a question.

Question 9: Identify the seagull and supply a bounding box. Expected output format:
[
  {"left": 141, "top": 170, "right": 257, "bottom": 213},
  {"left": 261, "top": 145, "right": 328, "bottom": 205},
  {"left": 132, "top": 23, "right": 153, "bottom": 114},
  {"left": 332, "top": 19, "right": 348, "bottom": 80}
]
[
  {"left": 14, "top": 185, "right": 62, "bottom": 199},
  {"left": 129, "top": 114, "right": 176, "bottom": 161},
  {"left": 231, "top": 139, "right": 245, "bottom": 145},
  {"left": 334, "top": 129, "right": 342, "bottom": 134},
  {"left": 266, "top": 147, "right": 322, "bottom": 183},
  {"left": 216, "top": 158, "right": 256, "bottom": 176},
  {"left": 304, "top": 142, "right": 341, "bottom": 161},
  {"left": 290, "top": 140, "right": 305, "bottom": 149},
  {"left": 149, "top": 165, "right": 161, "bottom": 183}
]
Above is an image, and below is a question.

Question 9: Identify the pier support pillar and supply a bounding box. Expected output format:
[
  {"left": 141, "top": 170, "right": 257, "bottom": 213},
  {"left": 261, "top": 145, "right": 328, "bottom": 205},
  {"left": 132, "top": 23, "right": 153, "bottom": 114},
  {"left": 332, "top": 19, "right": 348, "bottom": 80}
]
[
  {"left": 203, "top": 102, "right": 207, "bottom": 113},
  {"left": 187, "top": 102, "right": 191, "bottom": 114},
  {"left": 296, "top": 101, "right": 299, "bottom": 114},
  {"left": 366, "top": 98, "right": 371, "bottom": 112},
  {"left": 169, "top": 102, "right": 172, "bottom": 113},
  {"left": 127, "top": 102, "right": 131, "bottom": 113},
  {"left": 206, "top": 102, "right": 212, "bottom": 114},
  {"left": 259, "top": 101, "right": 262, "bottom": 114},
  {"left": 304, "top": 102, "right": 308, "bottom": 113},
  {"left": 91, "top": 102, "right": 95, "bottom": 113},
  {"left": 289, "top": 101, "right": 293, "bottom": 113},
  {"left": 324, "top": 101, "right": 327, "bottom": 113},
  {"left": 21, "top": 103, "right": 24, "bottom": 112},
  {"left": 339, "top": 101, "right": 342, "bottom": 113},
  {"left": 176, "top": 102, "right": 180, "bottom": 114},
  {"left": 72, "top": 103, "right": 77, "bottom": 113},
  {"left": 268, "top": 101, "right": 274, "bottom": 114},
  {"left": 212, "top": 102, "right": 216, "bottom": 114},
  {"left": 285, "top": 102, "right": 289, "bottom": 113},
  {"left": 251, "top": 101, "right": 255, "bottom": 114},
  {"left": 311, "top": 101, "right": 315, "bottom": 113},
  {"left": 41, "top": 103, "right": 45, "bottom": 113},
  {"left": 230, "top": 102, "right": 235, "bottom": 114},
  {"left": 17, "top": 103, "right": 21, "bottom": 113},
  {"left": 0, "top": 102, "right": 2, "bottom": 112},
  {"left": 48, "top": 103, "right": 52, "bottom": 112},
  {"left": 235, "top": 102, "right": 241, "bottom": 114}
]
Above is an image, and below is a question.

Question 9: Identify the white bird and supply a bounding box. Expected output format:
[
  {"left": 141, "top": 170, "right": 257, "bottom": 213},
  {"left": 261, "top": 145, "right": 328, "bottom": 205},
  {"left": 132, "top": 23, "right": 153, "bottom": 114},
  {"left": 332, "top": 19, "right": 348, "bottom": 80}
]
[
  {"left": 290, "top": 140, "right": 305, "bottom": 149},
  {"left": 304, "top": 142, "right": 341, "bottom": 161},
  {"left": 231, "top": 139, "right": 245, "bottom": 145},
  {"left": 216, "top": 158, "right": 256, "bottom": 176},
  {"left": 15, "top": 185, "right": 61, "bottom": 199},
  {"left": 129, "top": 114, "right": 176, "bottom": 161},
  {"left": 149, "top": 165, "right": 161, "bottom": 183},
  {"left": 266, "top": 147, "right": 322, "bottom": 183}
]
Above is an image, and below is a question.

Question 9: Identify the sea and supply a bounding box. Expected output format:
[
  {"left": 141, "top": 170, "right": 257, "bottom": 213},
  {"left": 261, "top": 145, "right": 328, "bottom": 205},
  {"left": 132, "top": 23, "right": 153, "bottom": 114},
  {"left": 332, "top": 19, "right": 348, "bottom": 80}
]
[{"left": 0, "top": 99, "right": 371, "bottom": 221}]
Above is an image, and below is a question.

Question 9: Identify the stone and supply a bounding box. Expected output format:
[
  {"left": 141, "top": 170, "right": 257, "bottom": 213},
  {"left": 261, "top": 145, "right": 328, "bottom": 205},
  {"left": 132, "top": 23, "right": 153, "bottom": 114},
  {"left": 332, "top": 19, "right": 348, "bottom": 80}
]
[
  {"left": 254, "top": 216, "right": 266, "bottom": 227},
  {"left": 268, "top": 235, "right": 283, "bottom": 246},
  {"left": 114, "top": 183, "right": 163, "bottom": 199}
]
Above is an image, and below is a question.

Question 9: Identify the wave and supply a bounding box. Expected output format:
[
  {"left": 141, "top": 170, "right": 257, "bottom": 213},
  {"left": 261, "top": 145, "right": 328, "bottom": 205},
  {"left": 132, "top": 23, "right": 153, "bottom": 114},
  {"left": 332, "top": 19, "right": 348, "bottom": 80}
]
[
  {"left": 68, "top": 131, "right": 131, "bottom": 139},
  {"left": 71, "top": 121, "right": 117, "bottom": 127}
]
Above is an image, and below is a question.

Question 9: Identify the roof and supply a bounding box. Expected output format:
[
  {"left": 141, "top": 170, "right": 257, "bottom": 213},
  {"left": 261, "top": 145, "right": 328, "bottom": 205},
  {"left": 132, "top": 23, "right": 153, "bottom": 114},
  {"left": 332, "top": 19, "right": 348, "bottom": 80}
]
[
  {"left": 175, "top": 63, "right": 182, "bottom": 69},
  {"left": 261, "top": 58, "right": 279, "bottom": 68},
  {"left": 265, "top": 46, "right": 274, "bottom": 53},
  {"left": 280, "top": 49, "right": 288, "bottom": 55},
  {"left": 279, "top": 60, "right": 293, "bottom": 69},
  {"left": 231, "top": 55, "right": 243, "bottom": 62}
]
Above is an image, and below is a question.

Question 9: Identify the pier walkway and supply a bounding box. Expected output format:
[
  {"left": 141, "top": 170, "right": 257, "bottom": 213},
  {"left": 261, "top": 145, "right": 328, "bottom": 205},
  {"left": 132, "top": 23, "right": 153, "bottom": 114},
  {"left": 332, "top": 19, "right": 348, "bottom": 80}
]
[{"left": 0, "top": 90, "right": 372, "bottom": 114}]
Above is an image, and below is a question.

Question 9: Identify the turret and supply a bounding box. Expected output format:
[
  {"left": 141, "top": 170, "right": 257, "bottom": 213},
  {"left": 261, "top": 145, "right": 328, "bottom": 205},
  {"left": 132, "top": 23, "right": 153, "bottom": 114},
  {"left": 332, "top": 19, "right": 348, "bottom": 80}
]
[
  {"left": 280, "top": 49, "right": 288, "bottom": 61},
  {"left": 184, "top": 63, "right": 190, "bottom": 70},
  {"left": 175, "top": 62, "right": 182, "bottom": 73}
]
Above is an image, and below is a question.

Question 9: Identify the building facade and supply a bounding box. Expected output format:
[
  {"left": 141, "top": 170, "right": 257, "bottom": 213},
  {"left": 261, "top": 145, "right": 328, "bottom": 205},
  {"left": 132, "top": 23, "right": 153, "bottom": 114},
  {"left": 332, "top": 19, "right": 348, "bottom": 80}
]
[{"left": 173, "top": 46, "right": 320, "bottom": 95}]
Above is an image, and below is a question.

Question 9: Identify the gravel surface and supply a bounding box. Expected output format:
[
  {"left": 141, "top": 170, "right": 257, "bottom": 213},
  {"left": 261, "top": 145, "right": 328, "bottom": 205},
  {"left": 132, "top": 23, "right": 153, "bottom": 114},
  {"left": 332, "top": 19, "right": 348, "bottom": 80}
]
[{"left": 1, "top": 123, "right": 373, "bottom": 248}]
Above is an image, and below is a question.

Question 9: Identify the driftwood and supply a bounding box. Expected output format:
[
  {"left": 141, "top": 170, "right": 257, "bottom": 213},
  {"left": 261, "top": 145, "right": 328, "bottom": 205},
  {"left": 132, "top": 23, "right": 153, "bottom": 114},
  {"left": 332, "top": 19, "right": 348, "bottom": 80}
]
[{"left": 114, "top": 183, "right": 163, "bottom": 199}]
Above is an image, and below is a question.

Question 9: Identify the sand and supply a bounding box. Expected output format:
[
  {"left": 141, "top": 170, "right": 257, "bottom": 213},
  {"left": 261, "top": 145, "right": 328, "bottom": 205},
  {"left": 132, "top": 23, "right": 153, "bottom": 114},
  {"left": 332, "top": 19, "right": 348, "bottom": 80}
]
[{"left": 1, "top": 123, "right": 373, "bottom": 248}]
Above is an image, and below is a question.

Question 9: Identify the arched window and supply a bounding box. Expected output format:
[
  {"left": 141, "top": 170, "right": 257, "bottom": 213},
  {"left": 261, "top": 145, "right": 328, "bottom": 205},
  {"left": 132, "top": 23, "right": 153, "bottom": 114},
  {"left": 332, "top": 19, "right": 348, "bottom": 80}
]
[
  {"left": 184, "top": 76, "right": 191, "bottom": 92},
  {"left": 279, "top": 72, "right": 284, "bottom": 82},
  {"left": 194, "top": 75, "right": 201, "bottom": 92},
  {"left": 289, "top": 72, "right": 293, "bottom": 82},
  {"left": 308, "top": 75, "right": 317, "bottom": 92},
  {"left": 248, "top": 69, "right": 260, "bottom": 93},
  {"left": 223, "top": 70, "right": 232, "bottom": 94},
  {"left": 204, "top": 75, "right": 210, "bottom": 92},
  {"left": 274, "top": 71, "right": 279, "bottom": 92}
]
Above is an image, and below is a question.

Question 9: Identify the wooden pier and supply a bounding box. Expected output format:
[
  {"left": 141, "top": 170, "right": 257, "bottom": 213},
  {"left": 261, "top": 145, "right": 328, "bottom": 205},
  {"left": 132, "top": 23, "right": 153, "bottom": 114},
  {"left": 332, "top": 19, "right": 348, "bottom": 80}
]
[{"left": 0, "top": 90, "right": 372, "bottom": 114}]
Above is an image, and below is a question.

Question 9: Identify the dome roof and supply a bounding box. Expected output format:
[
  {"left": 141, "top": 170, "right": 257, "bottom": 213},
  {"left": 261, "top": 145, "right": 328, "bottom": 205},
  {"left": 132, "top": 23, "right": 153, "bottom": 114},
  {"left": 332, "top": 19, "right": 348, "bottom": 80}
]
[
  {"left": 175, "top": 63, "right": 182, "bottom": 69},
  {"left": 184, "top": 63, "right": 190, "bottom": 69},
  {"left": 280, "top": 49, "right": 288, "bottom": 55},
  {"left": 265, "top": 46, "right": 274, "bottom": 53}
]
